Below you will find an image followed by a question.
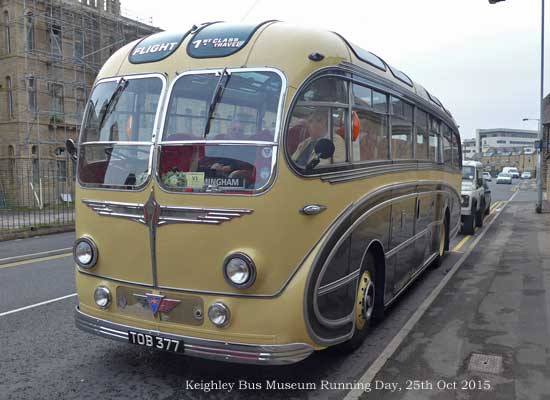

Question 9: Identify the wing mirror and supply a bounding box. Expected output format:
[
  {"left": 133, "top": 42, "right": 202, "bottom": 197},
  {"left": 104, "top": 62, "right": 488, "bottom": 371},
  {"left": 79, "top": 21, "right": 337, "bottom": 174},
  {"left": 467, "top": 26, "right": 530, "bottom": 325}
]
[
  {"left": 66, "top": 139, "right": 78, "bottom": 162},
  {"left": 306, "top": 139, "right": 335, "bottom": 170}
]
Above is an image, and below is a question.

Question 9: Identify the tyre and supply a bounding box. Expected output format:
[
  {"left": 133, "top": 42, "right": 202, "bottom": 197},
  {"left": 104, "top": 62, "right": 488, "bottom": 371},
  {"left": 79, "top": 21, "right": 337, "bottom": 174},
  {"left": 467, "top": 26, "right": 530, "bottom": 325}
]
[
  {"left": 475, "top": 202, "right": 484, "bottom": 227},
  {"left": 338, "top": 252, "right": 383, "bottom": 352},
  {"left": 485, "top": 202, "right": 491, "bottom": 215},
  {"left": 462, "top": 212, "right": 476, "bottom": 235},
  {"left": 432, "top": 213, "right": 448, "bottom": 269}
]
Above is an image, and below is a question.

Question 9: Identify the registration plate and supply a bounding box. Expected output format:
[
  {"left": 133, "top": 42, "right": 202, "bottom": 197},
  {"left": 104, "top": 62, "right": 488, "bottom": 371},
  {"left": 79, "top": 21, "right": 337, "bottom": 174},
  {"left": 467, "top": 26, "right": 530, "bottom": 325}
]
[{"left": 128, "top": 331, "right": 183, "bottom": 353}]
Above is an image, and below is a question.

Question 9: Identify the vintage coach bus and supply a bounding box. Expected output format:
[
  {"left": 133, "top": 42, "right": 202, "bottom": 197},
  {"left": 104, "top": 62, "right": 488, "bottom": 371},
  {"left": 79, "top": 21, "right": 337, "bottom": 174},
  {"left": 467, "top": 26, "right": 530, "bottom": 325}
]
[{"left": 70, "top": 21, "right": 462, "bottom": 365}]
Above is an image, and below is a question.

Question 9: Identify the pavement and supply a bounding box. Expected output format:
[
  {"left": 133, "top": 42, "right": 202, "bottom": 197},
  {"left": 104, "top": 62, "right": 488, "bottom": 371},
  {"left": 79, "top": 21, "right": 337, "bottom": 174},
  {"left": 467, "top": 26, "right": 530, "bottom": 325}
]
[
  {"left": 0, "top": 231, "right": 74, "bottom": 263},
  {"left": 360, "top": 198, "right": 550, "bottom": 399},
  {"left": 1, "top": 179, "right": 547, "bottom": 400}
]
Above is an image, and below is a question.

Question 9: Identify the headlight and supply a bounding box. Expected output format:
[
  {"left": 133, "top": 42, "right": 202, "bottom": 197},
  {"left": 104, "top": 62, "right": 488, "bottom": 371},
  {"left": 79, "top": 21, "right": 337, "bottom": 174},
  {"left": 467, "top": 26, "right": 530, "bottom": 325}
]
[
  {"left": 223, "top": 253, "right": 256, "bottom": 289},
  {"left": 461, "top": 195, "right": 470, "bottom": 207},
  {"left": 208, "top": 302, "right": 230, "bottom": 327},
  {"left": 94, "top": 286, "right": 111, "bottom": 309},
  {"left": 73, "top": 237, "right": 98, "bottom": 269}
]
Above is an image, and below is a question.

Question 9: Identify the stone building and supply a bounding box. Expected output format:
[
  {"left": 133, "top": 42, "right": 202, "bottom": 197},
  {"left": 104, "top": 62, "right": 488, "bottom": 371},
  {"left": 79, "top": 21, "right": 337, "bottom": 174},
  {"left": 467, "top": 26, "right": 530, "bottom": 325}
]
[
  {"left": 0, "top": 0, "right": 159, "bottom": 207},
  {"left": 479, "top": 148, "right": 537, "bottom": 177}
]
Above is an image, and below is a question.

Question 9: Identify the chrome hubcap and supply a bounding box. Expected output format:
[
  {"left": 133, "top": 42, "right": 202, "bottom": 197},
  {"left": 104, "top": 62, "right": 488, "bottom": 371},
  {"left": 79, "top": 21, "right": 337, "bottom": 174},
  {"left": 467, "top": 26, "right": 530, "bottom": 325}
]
[{"left": 356, "top": 271, "right": 375, "bottom": 330}]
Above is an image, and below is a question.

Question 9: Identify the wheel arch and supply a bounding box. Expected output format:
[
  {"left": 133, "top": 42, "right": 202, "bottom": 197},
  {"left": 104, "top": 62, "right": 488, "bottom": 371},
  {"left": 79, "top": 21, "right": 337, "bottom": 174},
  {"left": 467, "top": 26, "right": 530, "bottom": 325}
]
[{"left": 360, "top": 239, "right": 386, "bottom": 295}]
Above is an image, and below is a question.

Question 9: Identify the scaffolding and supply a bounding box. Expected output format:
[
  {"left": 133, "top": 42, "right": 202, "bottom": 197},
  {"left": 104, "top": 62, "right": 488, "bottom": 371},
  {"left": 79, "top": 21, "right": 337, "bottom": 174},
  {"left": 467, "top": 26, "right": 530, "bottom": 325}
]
[{"left": 0, "top": 0, "right": 159, "bottom": 207}]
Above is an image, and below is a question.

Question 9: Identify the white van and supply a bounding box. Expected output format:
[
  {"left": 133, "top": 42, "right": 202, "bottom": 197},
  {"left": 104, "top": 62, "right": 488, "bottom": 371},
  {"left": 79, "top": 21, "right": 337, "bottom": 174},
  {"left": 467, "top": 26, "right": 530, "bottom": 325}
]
[{"left": 502, "top": 167, "right": 519, "bottom": 179}]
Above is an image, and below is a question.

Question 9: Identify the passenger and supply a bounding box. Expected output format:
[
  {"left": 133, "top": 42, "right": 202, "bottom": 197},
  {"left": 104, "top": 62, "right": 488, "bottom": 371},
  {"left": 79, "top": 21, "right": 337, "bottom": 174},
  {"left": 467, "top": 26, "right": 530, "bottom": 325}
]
[{"left": 291, "top": 109, "right": 345, "bottom": 168}]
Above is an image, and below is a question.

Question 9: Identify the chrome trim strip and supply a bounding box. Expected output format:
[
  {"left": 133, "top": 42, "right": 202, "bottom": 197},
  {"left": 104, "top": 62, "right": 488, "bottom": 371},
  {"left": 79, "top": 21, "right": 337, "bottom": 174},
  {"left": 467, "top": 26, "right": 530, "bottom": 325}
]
[
  {"left": 158, "top": 140, "right": 278, "bottom": 146},
  {"left": 82, "top": 199, "right": 253, "bottom": 226},
  {"left": 384, "top": 252, "right": 438, "bottom": 308},
  {"left": 384, "top": 219, "right": 442, "bottom": 258},
  {"left": 385, "top": 228, "right": 428, "bottom": 258},
  {"left": 77, "top": 269, "right": 154, "bottom": 288},
  {"left": 75, "top": 307, "right": 314, "bottom": 365},
  {"left": 154, "top": 67, "right": 288, "bottom": 197},
  {"left": 318, "top": 268, "right": 360, "bottom": 296},
  {"left": 320, "top": 163, "right": 440, "bottom": 184}
]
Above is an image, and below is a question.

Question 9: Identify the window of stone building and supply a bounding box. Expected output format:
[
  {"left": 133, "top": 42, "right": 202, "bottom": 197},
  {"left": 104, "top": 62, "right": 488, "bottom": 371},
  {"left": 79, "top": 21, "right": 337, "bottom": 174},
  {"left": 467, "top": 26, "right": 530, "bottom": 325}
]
[
  {"left": 75, "top": 87, "right": 86, "bottom": 118},
  {"left": 6, "top": 76, "right": 13, "bottom": 119},
  {"left": 31, "top": 145, "right": 39, "bottom": 184},
  {"left": 56, "top": 159, "right": 67, "bottom": 182},
  {"left": 7, "top": 145, "right": 15, "bottom": 179},
  {"left": 50, "top": 24, "right": 62, "bottom": 58},
  {"left": 50, "top": 83, "right": 64, "bottom": 114},
  {"left": 25, "top": 14, "right": 34, "bottom": 51},
  {"left": 74, "top": 30, "right": 84, "bottom": 61},
  {"left": 3, "top": 11, "right": 10, "bottom": 54},
  {"left": 27, "top": 77, "right": 36, "bottom": 113}
]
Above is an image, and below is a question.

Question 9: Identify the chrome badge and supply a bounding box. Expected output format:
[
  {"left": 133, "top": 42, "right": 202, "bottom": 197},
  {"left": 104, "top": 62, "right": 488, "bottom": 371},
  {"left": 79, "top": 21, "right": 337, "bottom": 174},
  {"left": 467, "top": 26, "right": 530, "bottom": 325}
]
[{"left": 133, "top": 293, "right": 181, "bottom": 316}]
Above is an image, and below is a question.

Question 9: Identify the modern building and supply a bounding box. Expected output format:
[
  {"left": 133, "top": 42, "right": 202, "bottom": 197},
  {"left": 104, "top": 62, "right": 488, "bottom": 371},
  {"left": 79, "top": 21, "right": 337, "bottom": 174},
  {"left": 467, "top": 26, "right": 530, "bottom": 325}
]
[
  {"left": 0, "top": 0, "right": 159, "bottom": 207},
  {"left": 462, "top": 138, "right": 476, "bottom": 160},
  {"left": 476, "top": 128, "right": 538, "bottom": 155}
]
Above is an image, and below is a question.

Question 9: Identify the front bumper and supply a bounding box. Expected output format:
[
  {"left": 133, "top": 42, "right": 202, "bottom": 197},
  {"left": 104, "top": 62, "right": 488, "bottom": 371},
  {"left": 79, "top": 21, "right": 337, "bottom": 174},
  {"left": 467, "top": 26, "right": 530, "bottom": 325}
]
[{"left": 75, "top": 307, "right": 314, "bottom": 365}]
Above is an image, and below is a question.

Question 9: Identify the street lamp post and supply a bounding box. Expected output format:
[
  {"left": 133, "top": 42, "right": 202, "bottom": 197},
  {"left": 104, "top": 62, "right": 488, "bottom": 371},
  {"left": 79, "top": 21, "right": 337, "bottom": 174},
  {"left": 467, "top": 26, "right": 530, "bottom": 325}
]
[{"left": 492, "top": 0, "right": 545, "bottom": 212}]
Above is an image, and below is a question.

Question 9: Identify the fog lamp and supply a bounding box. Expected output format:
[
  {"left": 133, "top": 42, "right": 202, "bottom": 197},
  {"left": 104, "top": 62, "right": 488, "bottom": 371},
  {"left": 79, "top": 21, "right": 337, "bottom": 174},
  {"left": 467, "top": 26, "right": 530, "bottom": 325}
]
[
  {"left": 94, "top": 286, "right": 111, "bottom": 309},
  {"left": 223, "top": 253, "right": 256, "bottom": 289},
  {"left": 73, "top": 237, "right": 98, "bottom": 269},
  {"left": 208, "top": 302, "right": 230, "bottom": 327}
]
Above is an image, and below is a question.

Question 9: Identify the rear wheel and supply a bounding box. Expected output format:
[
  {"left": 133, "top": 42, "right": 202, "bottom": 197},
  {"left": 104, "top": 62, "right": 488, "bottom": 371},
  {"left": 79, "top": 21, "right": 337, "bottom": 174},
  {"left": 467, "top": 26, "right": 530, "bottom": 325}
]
[
  {"left": 432, "top": 214, "right": 447, "bottom": 269},
  {"left": 475, "top": 202, "right": 484, "bottom": 227},
  {"left": 338, "top": 253, "right": 383, "bottom": 352},
  {"left": 462, "top": 206, "right": 476, "bottom": 235}
]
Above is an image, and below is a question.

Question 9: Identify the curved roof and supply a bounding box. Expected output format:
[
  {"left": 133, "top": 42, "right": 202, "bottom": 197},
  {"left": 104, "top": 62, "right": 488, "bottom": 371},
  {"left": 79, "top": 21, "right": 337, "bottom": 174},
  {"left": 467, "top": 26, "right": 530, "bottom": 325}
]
[{"left": 97, "top": 21, "right": 456, "bottom": 127}]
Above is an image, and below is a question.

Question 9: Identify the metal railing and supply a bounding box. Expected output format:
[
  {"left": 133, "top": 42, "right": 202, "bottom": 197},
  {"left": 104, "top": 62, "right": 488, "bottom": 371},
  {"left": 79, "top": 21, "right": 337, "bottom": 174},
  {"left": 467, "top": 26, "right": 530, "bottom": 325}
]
[{"left": 0, "top": 161, "right": 75, "bottom": 232}]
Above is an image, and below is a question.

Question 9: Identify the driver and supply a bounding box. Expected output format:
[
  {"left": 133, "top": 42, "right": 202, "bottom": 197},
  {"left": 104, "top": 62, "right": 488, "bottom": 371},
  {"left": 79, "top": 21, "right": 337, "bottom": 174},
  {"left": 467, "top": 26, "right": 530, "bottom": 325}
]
[{"left": 291, "top": 109, "right": 345, "bottom": 169}]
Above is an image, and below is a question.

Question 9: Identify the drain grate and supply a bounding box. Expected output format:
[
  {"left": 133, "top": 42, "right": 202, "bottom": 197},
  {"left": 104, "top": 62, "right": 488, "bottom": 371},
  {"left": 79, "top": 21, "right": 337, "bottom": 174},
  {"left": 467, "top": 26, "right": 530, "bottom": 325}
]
[{"left": 468, "top": 353, "right": 503, "bottom": 374}]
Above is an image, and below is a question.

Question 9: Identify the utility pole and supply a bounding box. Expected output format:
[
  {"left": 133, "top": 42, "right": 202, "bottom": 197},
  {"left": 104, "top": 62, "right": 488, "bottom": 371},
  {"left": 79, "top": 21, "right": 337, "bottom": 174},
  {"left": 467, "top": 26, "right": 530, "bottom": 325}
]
[{"left": 490, "top": 0, "right": 545, "bottom": 212}]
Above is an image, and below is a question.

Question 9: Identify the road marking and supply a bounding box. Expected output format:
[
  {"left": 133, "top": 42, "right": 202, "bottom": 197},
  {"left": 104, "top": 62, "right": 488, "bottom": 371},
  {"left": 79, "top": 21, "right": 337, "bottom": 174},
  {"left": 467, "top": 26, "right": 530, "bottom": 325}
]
[
  {"left": 343, "top": 189, "right": 519, "bottom": 400},
  {"left": 0, "top": 293, "right": 77, "bottom": 318},
  {"left": 0, "top": 253, "right": 72, "bottom": 270},
  {"left": 452, "top": 236, "right": 470, "bottom": 252},
  {"left": 0, "top": 247, "right": 72, "bottom": 265}
]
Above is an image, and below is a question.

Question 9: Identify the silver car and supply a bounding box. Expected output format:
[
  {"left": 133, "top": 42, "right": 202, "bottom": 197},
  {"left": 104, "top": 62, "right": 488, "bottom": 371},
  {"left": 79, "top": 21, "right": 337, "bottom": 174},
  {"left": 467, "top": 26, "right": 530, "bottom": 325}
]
[{"left": 496, "top": 172, "right": 512, "bottom": 184}]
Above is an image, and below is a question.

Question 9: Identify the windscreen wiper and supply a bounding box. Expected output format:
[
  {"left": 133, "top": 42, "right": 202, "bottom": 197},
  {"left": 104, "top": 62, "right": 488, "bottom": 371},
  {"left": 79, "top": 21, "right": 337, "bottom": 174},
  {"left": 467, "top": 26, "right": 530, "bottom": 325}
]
[
  {"left": 203, "top": 68, "right": 230, "bottom": 138},
  {"left": 98, "top": 77, "right": 128, "bottom": 133}
]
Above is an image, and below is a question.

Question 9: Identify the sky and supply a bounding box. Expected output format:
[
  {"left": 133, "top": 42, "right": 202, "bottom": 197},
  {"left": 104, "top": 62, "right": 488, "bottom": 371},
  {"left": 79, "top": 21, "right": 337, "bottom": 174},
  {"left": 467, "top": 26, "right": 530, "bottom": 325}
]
[{"left": 121, "top": 0, "right": 549, "bottom": 139}]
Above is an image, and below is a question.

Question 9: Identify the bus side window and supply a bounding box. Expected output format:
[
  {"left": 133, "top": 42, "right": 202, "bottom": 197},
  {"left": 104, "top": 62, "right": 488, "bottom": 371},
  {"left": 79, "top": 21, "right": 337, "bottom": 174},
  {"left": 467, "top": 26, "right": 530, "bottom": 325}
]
[
  {"left": 287, "top": 76, "right": 349, "bottom": 171},
  {"left": 429, "top": 116, "right": 440, "bottom": 162},
  {"left": 452, "top": 131, "right": 461, "bottom": 169},
  {"left": 441, "top": 123, "right": 452, "bottom": 166},
  {"left": 390, "top": 97, "right": 413, "bottom": 160},
  {"left": 415, "top": 109, "right": 429, "bottom": 160},
  {"left": 351, "top": 84, "right": 389, "bottom": 162}
]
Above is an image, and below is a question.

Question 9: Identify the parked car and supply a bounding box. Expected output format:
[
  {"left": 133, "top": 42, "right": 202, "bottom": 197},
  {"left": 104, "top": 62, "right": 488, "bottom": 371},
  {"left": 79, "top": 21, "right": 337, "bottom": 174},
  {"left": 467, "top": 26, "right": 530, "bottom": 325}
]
[
  {"left": 483, "top": 171, "right": 492, "bottom": 182},
  {"left": 502, "top": 167, "right": 519, "bottom": 179},
  {"left": 461, "top": 161, "right": 489, "bottom": 234},
  {"left": 521, "top": 171, "right": 532, "bottom": 179},
  {"left": 496, "top": 172, "right": 513, "bottom": 184}
]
